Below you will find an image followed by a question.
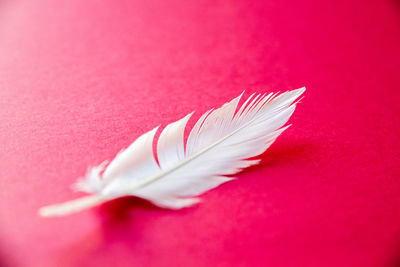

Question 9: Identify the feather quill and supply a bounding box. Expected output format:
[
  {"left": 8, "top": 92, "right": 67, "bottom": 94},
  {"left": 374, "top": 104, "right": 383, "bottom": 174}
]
[{"left": 39, "top": 87, "right": 305, "bottom": 217}]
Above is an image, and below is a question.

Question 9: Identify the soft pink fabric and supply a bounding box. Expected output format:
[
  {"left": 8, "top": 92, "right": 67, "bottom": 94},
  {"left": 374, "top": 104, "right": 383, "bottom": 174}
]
[{"left": 0, "top": 0, "right": 399, "bottom": 266}]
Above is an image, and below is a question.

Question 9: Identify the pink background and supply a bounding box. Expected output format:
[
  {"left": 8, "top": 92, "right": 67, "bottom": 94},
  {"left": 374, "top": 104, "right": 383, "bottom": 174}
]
[{"left": 1, "top": 0, "right": 400, "bottom": 266}]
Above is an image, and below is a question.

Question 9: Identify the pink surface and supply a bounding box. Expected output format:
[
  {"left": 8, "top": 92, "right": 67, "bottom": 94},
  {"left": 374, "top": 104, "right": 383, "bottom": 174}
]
[{"left": 0, "top": 0, "right": 400, "bottom": 266}]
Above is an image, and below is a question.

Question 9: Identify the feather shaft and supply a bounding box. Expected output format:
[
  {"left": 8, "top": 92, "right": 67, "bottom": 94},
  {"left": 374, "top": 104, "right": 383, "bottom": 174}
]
[{"left": 39, "top": 194, "right": 106, "bottom": 217}]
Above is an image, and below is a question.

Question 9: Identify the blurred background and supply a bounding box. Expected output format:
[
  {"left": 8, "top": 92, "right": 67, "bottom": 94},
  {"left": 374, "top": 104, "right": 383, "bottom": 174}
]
[{"left": 0, "top": 0, "right": 399, "bottom": 266}]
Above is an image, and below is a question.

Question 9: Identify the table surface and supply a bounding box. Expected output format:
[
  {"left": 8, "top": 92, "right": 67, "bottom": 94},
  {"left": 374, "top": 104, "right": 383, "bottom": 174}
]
[{"left": 0, "top": 0, "right": 399, "bottom": 266}]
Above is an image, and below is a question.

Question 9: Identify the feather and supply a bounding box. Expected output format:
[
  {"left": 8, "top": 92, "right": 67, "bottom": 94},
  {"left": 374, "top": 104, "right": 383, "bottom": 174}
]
[{"left": 39, "top": 87, "right": 305, "bottom": 217}]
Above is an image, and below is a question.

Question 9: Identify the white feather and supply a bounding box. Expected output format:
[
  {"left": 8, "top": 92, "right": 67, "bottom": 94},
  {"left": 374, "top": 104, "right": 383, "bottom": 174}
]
[{"left": 39, "top": 87, "right": 305, "bottom": 217}]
